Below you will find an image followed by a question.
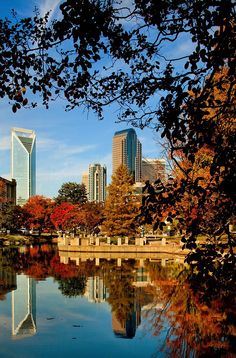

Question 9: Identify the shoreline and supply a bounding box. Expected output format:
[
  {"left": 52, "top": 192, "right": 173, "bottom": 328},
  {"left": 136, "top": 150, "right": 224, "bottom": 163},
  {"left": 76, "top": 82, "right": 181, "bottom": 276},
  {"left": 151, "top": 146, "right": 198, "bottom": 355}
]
[{"left": 58, "top": 242, "right": 189, "bottom": 256}]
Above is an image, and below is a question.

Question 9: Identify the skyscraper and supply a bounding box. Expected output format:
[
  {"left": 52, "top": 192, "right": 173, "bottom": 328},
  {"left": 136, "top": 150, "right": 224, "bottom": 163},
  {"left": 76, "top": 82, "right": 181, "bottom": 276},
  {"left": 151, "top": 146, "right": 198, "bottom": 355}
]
[
  {"left": 11, "top": 128, "right": 36, "bottom": 206},
  {"left": 112, "top": 128, "right": 142, "bottom": 182},
  {"left": 88, "top": 163, "right": 107, "bottom": 202},
  {"left": 82, "top": 172, "right": 89, "bottom": 196}
]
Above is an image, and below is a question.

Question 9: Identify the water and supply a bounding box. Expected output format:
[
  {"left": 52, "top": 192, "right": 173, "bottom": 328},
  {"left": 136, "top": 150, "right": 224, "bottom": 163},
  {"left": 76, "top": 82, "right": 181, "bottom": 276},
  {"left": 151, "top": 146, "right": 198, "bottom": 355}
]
[{"left": 0, "top": 245, "right": 235, "bottom": 357}]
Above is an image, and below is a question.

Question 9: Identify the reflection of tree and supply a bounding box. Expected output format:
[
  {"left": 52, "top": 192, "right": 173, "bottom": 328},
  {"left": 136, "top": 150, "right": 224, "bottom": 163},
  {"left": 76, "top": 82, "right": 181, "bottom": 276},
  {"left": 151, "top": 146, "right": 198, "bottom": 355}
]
[
  {"left": 103, "top": 261, "right": 136, "bottom": 323},
  {"left": 50, "top": 255, "right": 95, "bottom": 298},
  {"left": 20, "top": 245, "right": 57, "bottom": 280},
  {"left": 101, "top": 260, "right": 153, "bottom": 339},
  {"left": 57, "top": 276, "right": 87, "bottom": 297},
  {"left": 144, "top": 262, "right": 236, "bottom": 357}
]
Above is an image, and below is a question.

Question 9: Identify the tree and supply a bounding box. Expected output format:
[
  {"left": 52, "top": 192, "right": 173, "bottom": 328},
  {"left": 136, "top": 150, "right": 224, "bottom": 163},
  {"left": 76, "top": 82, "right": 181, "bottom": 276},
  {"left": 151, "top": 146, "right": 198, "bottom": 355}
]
[
  {"left": 0, "top": 202, "right": 14, "bottom": 230},
  {"left": 102, "top": 165, "right": 139, "bottom": 237},
  {"left": 50, "top": 202, "right": 75, "bottom": 231},
  {"left": 55, "top": 182, "right": 87, "bottom": 205},
  {"left": 76, "top": 202, "right": 103, "bottom": 234},
  {"left": 23, "top": 195, "right": 55, "bottom": 234},
  {"left": 0, "top": 203, "right": 29, "bottom": 232}
]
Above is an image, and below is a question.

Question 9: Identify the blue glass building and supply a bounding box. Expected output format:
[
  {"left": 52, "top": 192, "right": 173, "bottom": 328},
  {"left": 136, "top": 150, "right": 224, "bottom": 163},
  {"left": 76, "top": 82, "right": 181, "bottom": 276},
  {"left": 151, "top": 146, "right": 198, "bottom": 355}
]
[{"left": 11, "top": 128, "right": 36, "bottom": 206}]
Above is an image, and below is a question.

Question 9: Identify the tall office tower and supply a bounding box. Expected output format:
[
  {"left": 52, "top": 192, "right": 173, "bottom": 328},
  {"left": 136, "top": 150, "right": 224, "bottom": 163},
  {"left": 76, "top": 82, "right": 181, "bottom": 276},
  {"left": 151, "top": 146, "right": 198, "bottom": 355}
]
[
  {"left": 141, "top": 158, "right": 166, "bottom": 183},
  {"left": 112, "top": 128, "right": 142, "bottom": 182},
  {"left": 11, "top": 128, "right": 36, "bottom": 206},
  {"left": 82, "top": 172, "right": 89, "bottom": 198},
  {"left": 88, "top": 163, "right": 107, "bottom": 202},
  {"left": 12, "top": 275, "right": 36, "bottom": 338}
]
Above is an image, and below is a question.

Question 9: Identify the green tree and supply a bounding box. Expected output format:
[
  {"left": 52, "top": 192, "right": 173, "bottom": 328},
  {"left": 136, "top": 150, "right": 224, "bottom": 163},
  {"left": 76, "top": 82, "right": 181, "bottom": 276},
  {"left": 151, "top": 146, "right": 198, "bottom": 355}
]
[
  {"left": 0, "top": 202, "right": 14, "bottom": 230},
  {"left": 102, "top": 165, "right": 139, "bottom": 238},
  {"left": 55, "top": 182, "right": 87, "bottom": 205},
  {"left": 0, "top": 203, "right": 28, "bottom": 232}
]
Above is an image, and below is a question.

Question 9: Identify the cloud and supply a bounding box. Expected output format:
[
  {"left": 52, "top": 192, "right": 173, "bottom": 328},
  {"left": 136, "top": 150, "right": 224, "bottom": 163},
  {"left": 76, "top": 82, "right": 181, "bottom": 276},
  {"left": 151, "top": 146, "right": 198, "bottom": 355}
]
[
  {"left": 174, "top": 39, "right": 195, "bottom": 57},
  {"left": 38, "top": 0, "right": 62, "bottom": 21},
  {"left": 38, "top": 164, "right": 87, "bottom": 179},
  {"left": 57, "top": 144, "right": 97, "bottom": 156},
  {"left": 37, "top": 135, "right": 97, "bottom": 157},
  {"left": 37, "top": 137, "right": 58, "bottom": 150}
]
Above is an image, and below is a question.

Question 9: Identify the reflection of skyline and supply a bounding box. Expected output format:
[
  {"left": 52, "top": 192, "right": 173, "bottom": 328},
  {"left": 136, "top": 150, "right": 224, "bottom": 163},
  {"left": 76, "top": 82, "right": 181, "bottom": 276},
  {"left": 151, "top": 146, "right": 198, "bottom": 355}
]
[
  {"left": 0, "top": 261, "right": 16, "bottom": 299},
  {"left": 58, "top": 253, "right": 172, "bottom": 339},
  {"left": 12, "top": 275, "right": 36, "bottom": 338},
  {"left": 85, "top": 276, "right": 109, "bottom": 303},
  {"left": 83, "top": 265, "right": 148, "bottom": 339},
  {"left": 0, "top": 247, "right": 186, "bottom": 342},
  {"left": 112, "top": 302, "right": 141, "bottom": 339}
]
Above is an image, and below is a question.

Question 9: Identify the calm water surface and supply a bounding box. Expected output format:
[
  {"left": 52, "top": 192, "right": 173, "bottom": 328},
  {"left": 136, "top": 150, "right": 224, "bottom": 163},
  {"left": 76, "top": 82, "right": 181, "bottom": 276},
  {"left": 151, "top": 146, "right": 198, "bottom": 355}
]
[{"left": 0, "top": 245, "right": 234, "bottom": 358}]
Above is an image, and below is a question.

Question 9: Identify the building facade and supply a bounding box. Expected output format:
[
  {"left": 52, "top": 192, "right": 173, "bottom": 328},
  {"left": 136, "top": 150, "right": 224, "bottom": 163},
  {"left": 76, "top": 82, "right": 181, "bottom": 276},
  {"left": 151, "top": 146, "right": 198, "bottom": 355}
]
[
  {"left": 141, "top": 158, "right": 166, "bottom": 183},
  {"left": 82, "top": 172, "right": 89, "bottom": 198},
  {"left": 11, "top": 128, "right": 36, "bottom": 206},
  {"left": 0, "top": 177, "right": 16, "bottom": 205},
  {"left": 112, "top": 128, "right": 142, "bottom": 182},
  {"left": 88, "top": 163, "right": 107, "bottom": 202}
]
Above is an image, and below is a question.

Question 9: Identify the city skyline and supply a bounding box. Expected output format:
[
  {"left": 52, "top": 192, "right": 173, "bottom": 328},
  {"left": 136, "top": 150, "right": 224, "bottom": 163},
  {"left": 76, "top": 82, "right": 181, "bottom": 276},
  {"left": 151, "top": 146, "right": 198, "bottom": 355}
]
[
  {"left": 0, "top": 122, "right": 164, "bottom": 197},
  {"left": 0, "top": 1, "right": 171, "bottom": 199}
]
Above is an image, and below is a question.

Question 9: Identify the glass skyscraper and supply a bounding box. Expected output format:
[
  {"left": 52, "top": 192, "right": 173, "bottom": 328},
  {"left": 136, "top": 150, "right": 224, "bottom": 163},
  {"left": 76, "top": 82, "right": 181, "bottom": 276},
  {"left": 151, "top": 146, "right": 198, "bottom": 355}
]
[
  {"left": 11, "top": 128, "right": 36, "bottom": 206},
  {"left": 112, "top": 128, "right": 142, "bottom": 182}
]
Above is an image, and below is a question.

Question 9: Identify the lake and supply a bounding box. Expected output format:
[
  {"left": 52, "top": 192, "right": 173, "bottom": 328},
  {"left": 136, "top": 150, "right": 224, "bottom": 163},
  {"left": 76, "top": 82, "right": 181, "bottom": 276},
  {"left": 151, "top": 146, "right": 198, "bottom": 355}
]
[{"left": 0, "top": 245, "right": 235, "bottom": 357}]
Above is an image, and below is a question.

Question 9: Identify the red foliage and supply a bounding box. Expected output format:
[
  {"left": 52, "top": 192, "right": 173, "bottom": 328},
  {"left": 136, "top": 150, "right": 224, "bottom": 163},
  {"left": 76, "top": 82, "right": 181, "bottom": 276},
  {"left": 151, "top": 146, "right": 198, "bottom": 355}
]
[
  {"left": 50, "top": 255, "right": 80, "bottom": 279},
  {"left": 23, "top": 195, "right": 55, "bottom": 232},
  {"left": 50, "top": 202, "right": 75, "bottom": 230}
]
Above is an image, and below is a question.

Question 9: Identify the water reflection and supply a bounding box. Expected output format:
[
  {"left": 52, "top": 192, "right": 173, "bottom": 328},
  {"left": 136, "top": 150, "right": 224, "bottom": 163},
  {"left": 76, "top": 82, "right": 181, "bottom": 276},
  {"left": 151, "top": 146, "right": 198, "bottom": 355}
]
[
  {"left": 12, "top": 276, "right": 36, "bottom": 338},
  {"left": 0, "top": 245, "right": 235, "bottom": 357}
]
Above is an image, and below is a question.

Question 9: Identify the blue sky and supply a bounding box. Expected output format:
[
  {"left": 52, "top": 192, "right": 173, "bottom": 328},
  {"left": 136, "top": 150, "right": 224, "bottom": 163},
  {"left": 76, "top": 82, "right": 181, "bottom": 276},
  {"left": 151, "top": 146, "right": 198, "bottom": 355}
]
[{"left": 0, "top": 0, "right": 193, "bottom": 198}]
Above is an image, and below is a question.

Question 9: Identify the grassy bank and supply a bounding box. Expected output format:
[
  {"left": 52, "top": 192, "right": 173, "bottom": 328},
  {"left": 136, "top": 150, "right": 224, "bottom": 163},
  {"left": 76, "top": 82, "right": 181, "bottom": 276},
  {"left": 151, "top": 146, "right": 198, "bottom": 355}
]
[{"left": 0, "top": 233, "right": 57, "bottom": 246}]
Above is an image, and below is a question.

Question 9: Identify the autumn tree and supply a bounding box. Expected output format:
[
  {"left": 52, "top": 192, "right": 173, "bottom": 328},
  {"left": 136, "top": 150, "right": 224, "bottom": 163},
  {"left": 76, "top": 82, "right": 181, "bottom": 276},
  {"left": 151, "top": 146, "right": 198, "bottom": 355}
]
[
  {"left": 102, "top": 165, "right": 139, "bottom": 238},
  {"left": 50, "top": 202, "right": 75, "bottom": 231},
  {"left": 55, "top": 182, "right": 87, "bottom": 205},
  {"left": 77, "top": 202, "right": 103, "bottom": 234},
  {"left": 23, "top": 195, "right": 55, "bottom": 234}
]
